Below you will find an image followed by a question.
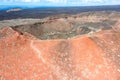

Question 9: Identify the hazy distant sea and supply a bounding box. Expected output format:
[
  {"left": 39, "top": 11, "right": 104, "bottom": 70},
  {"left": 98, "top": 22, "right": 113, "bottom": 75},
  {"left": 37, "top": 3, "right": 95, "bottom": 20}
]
[{"left": 0, "top": 5, "right": 120, "bottom": 20}]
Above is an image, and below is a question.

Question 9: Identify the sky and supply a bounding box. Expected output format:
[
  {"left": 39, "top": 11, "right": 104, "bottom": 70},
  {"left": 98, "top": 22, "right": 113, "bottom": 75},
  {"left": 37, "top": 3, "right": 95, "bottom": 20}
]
[{"left": 0, "top": 0, "right": 120, "bottom": 6}]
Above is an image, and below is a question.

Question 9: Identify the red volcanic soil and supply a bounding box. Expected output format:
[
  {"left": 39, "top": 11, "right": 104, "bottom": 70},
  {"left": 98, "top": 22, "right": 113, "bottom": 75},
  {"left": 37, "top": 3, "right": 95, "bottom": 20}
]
[{"left": 0, "top": 26, "right": 120, "bottom": 80}]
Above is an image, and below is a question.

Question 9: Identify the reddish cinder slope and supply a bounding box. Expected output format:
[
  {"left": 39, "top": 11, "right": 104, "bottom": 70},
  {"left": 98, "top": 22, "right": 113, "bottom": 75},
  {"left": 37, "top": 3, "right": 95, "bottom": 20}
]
[{"left": 0, "top": 27, "right": 120, "bottom": 80}]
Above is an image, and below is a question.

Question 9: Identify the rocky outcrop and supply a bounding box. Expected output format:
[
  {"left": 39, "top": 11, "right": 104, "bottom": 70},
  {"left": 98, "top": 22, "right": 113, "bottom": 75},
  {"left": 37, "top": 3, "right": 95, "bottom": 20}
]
[
  {"left": 0, "top": 27, "right": 120, "bottom": 80},
  {"left": 112, "top": 21, "right": 120, "bottom": 32}
]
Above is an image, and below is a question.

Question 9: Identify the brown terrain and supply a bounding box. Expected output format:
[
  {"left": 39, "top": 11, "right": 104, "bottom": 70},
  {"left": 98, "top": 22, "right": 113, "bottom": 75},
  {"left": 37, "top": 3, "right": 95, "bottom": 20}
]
[
  {"left": 0, "top": 11, "right": 120, "bottom": 80},
  {"left": 10, "top": 11, "right": 120, "bottom": 39}
]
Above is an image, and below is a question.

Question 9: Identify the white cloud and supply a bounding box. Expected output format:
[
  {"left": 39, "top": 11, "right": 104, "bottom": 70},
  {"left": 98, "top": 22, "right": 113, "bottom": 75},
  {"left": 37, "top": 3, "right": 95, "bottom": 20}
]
[
  {"left": 46, "top": 0, "right": 67, "bottom": 3},
  {"left": 47, "top": 0, "right": 59, "bottom": 3},
  {"left": 33, "top": 0, "right": 40, "bottom": 2},
  {"left": 84, "top": 0, "right": 104, "bottom": 3},
  {"left": 22, "top": 0, "right": 40, "bottom": 2},
  {"left": 23, "top": 0, "right": 31, "bottom": 2}
]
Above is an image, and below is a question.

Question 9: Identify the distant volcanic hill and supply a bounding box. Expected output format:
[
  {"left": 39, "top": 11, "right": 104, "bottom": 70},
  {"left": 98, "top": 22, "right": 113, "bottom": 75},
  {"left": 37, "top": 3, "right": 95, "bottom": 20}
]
[{"left": 6, "top": 8, "right": 22, "bottom": 13}]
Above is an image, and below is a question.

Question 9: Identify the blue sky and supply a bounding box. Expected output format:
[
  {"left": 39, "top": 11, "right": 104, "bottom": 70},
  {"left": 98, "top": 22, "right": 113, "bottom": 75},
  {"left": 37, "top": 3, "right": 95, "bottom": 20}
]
[{"left": 0, "top": 0, "right": 120, "bottom": 6}]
